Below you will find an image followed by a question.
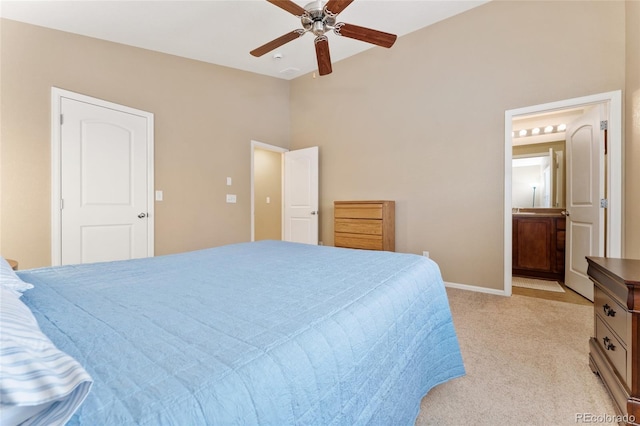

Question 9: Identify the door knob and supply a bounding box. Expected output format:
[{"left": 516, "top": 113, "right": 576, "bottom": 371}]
[
  {"left": 561, "top": 210, "right": 570, "bottom": 217},
  {"left": 138, "top": 213, "right": 147, "bottom": 218}
]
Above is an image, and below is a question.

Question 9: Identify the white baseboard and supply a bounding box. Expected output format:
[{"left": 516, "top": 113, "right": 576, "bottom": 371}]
[{"left": 444, "top": 281, "right": 509, "bottom": 297}]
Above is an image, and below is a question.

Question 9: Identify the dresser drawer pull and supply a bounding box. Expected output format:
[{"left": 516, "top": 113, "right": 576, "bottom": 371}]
[
  {"left": 603, "top": 336, "right": 616, "bottom": 351},
  {"left": 603, "top": 304, "right": 617, "bottom": 317}
]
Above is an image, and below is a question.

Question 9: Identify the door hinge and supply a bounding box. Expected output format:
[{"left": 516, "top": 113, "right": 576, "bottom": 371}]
[
  {"left": 60, "top": 114, "right": 64, "bottom": 125},
  {"left": 60, "top": 199, "right": 64, "bottom": 210},
  {"left": 600, "top": 199, "right": 608, "bottom": 208},
  {"left": 600, "top": 120, "right": 608, "bottom": 130}
]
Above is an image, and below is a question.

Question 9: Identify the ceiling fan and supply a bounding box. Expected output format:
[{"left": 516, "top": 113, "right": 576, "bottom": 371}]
[{"left": 250, "top": 0, "right": 397, "bottom": 76}]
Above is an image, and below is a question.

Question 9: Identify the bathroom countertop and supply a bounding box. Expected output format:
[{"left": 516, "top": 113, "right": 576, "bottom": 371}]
[{"left": 512, "top": 209, "right": 565, "bottom": 217}]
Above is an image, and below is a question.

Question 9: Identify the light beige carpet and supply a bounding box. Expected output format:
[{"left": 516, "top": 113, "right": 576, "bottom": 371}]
[
  {"left": 416, "top": 288, "right": 616, "bottom": 426},
  {"left": 512, "top": 276, "right": 565, "bottom": 293}
]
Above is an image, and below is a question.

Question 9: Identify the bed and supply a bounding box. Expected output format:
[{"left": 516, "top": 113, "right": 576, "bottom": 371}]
[{"left": 2, "top": 240, "right": 464, "bottom": 425}]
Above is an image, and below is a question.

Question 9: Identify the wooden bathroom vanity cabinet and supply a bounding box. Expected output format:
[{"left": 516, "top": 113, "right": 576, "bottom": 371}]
[
  {"left": 587, "top": 257, "right": 640, "bottom": 425},
  {"left": 512, "top": 212, "right": 565, "bottom": 281}
]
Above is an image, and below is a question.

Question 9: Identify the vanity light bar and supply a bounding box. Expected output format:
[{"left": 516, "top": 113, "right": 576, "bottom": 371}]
[{"left": 512, "top": 124, "right": 566, "bottom": 138}]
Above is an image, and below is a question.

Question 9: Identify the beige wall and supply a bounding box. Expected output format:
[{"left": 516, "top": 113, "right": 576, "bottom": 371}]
[
  {"left": 626, "top": 0, "right": 640, "bottom": 258},
  {"left": 254, "top": 148, "right": 282, "bottom": 240},
  {"left": 0, "top": 19, "right": 290, "bottom": 268},
  {"left": 290, "top": 1, "right": 626, "bottom": 290}
]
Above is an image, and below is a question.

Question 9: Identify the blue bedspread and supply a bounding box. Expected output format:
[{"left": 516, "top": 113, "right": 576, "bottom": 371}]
[{"left": 18, "top": 241, "right": 464, "bottom": 425}]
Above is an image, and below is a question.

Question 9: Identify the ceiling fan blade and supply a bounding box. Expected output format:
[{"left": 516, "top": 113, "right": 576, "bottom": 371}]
[
  {"left": 266, "top": 0, "right": 307, "bottom": 17},
  {"left": 324, "top": 0, "right": 354, "bottom": 16},
  {"left": 314, "top": 36, "right": 332, "bottom": 76},
  {"left": 334, "top": 22, "right": 397, "bottom": 48},
  {"left": 250, "top": 30, "right": 305, "bottom": 57}
]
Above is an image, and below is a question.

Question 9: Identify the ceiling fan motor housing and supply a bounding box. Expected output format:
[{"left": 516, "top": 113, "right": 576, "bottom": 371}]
[{"left": 302, "top": 1, "right": 336, "bottom": 36}]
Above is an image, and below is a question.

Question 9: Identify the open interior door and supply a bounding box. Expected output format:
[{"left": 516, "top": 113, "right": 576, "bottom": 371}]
[
  {"left": 564, "top": 105, "right": 605, "bottom": 301},
  {"left": 283, "top": 146, "right": 319, "bottom": 245}
]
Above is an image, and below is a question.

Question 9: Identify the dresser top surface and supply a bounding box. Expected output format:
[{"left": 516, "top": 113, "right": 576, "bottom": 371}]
[
  {"left": 587, "top": 257, "right": 640, "bottom": 285},
  {"left": 334, "top": 200, "right": 394, "bottom": 205}
]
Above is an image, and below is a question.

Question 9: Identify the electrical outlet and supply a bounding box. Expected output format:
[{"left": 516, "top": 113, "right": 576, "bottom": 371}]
[
  {"left": 422, "top": 251, "right": 429, "bottom": 258},
  {"left": 226, "top": 194, "right": 237, "bottom": 203}
]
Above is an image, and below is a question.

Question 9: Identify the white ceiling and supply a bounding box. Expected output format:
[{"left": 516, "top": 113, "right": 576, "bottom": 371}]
[{"left": 0, "top": 0, "right": 488, "bottom": 80}]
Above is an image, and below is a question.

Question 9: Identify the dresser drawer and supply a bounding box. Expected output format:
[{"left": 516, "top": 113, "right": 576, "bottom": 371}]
[
  {"left": 595, "top": 316, "right": 627, "bottom": 380},
  {"left": 335, "top": 233, "right": 383, "bottom": 250},
  {"left": 594, "top": 286, "right": 628, "bottom": 343},
  {"left": 334, "top": 204, "right": 383, "bottom": 219},
  {"left": 335, "top": 218, "right": 382, "bottom": 235}
]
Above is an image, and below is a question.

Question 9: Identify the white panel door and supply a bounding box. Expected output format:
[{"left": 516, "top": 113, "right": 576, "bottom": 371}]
[
  {"left": 61, "top": 97, "right": 150, "bottom": 264},
  {"left": 564, "top": 106, "right": 605, "bottom": 301},
  {"left": 283, "top": 146, "right": 319, "bottom": 245}
]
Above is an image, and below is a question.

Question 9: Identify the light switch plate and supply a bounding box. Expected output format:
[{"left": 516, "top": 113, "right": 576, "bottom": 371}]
[
  {"left": 226, "top": 177, "right": 232, "bottom": 186},
  {"left": 226, "top": 194, "right": 237, "bottom": 203}
]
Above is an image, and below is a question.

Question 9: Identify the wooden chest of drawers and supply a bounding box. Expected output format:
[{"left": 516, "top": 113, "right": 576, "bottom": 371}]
[
  {"left": 587, "top": 257, "right": 640, "bottom": 425},
  {"left": 334, "top": 201, "right": 395, "bottom": 251}
]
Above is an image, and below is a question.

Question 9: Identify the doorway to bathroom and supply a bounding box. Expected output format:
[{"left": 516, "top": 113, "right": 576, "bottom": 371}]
[{"left": 504, "top": 91, "right": 622, "bottom": 301}]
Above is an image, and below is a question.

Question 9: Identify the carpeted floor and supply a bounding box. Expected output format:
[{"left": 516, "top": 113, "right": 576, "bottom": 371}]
[{"left": 415, "top": 288, "right": 617, "bottom": 425}]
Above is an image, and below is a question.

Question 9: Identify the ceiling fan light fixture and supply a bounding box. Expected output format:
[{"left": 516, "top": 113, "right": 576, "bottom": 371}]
[{"left": 312, "top": 20, "right": 325, "bottom": 36}]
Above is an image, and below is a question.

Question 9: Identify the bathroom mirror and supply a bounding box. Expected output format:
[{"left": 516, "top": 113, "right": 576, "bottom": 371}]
[{"left": 512, "top": 142, "right": 565, "bottom": 209}]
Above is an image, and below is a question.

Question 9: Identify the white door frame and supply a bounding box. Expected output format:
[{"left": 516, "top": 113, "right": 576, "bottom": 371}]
[
  {"left": 504, "top": 90, "right": 622, "bottom": 296},
  {"left": 51, "top": 87, "right": 155, "bottom": 265},
  {"left": 250, "top": 140, "right": 287, "bottom": 241}
]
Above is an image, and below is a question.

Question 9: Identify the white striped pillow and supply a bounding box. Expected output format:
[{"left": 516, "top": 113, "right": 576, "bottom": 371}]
[
  {"left": 0, "top": 257, "right": 33, "bottom": 294},
  {"left": 0, "top": 287, "right": 92, "bottom": 426}
]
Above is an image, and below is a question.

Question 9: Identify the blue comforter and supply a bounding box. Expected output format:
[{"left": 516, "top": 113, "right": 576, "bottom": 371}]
[{"left": 19, "top": 241, "right": 464, "bottom": 425}]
